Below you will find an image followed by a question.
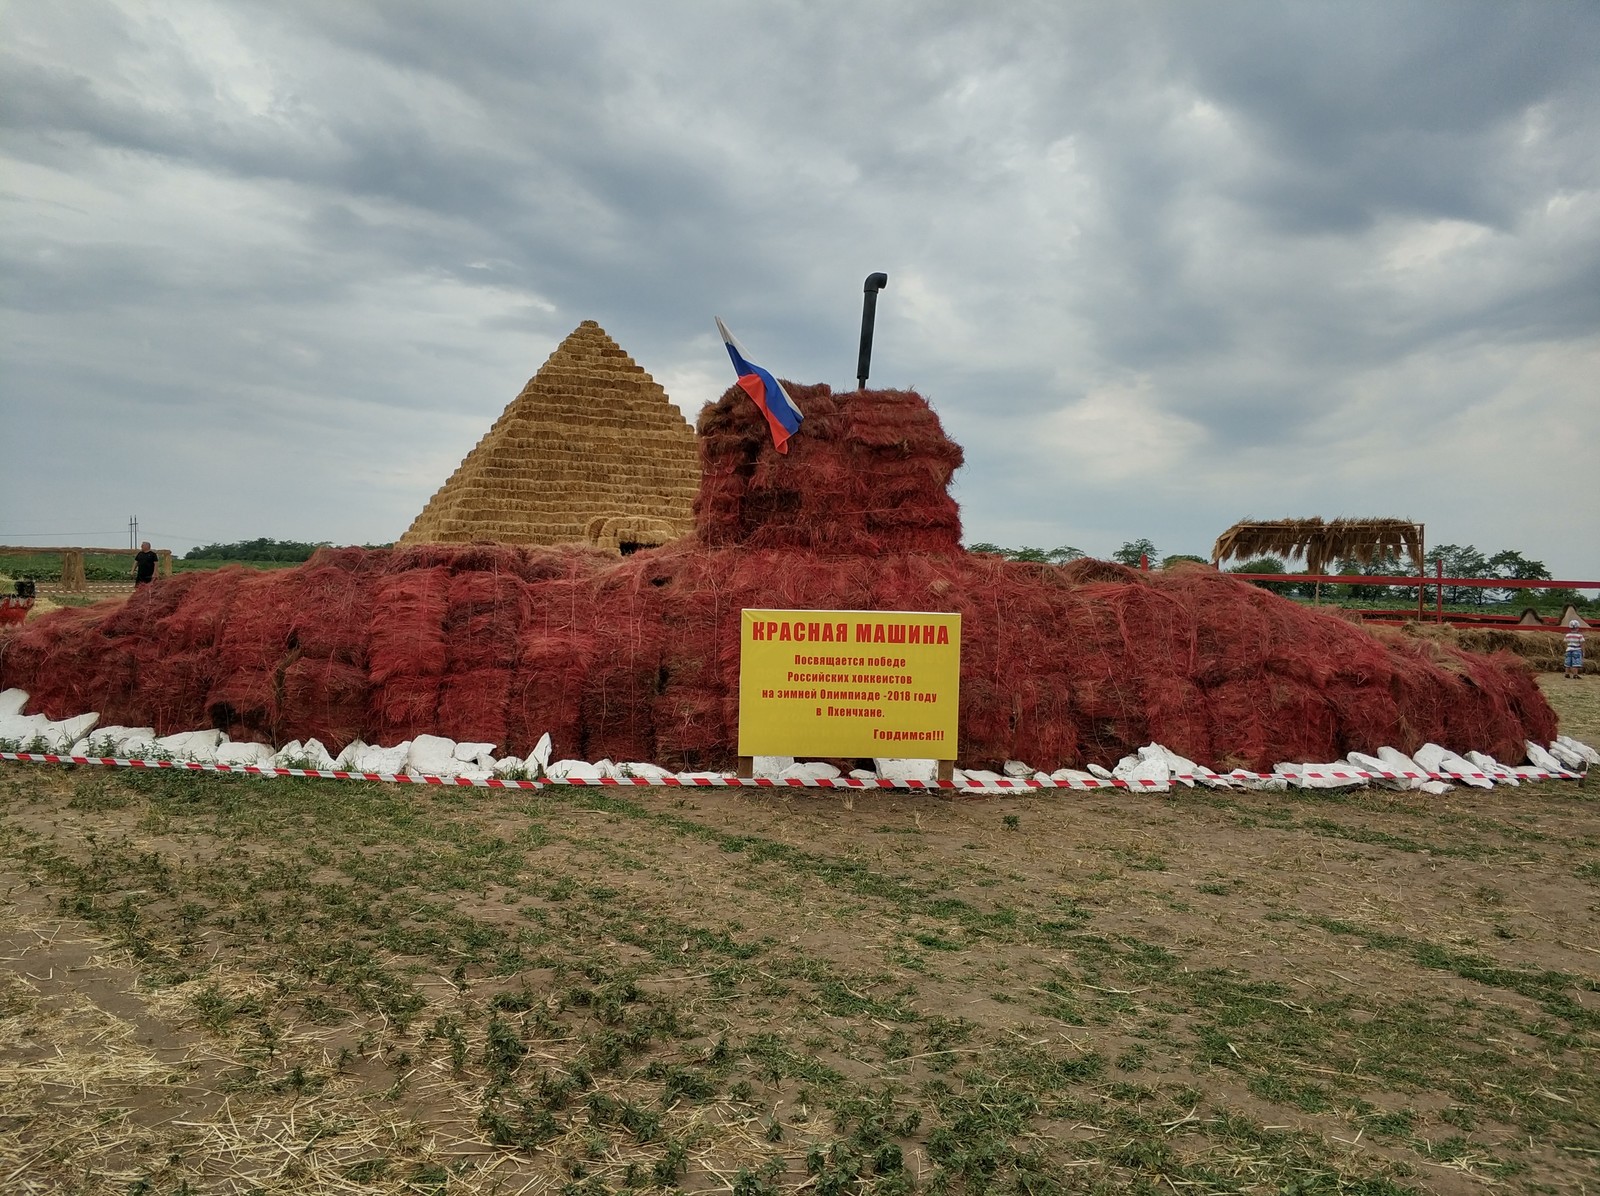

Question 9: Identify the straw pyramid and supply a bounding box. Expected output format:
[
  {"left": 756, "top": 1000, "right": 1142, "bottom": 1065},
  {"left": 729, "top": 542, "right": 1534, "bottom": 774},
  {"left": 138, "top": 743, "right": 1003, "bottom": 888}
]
[{"left": 398, "top": 321, "right": 700, "bottom": 550}]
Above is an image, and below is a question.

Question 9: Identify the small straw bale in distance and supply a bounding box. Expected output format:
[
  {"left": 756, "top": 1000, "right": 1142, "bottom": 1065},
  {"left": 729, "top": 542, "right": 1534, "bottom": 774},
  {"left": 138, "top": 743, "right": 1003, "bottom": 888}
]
[
  {"left": 397, "top": 321, "right": 698, "bottom": 551},
  {"left": 1212, "top": 517, "right": 1424, "bottom": 574},
  {"left": 0, "top": 387, "right": 1557, "bottom": 770}
]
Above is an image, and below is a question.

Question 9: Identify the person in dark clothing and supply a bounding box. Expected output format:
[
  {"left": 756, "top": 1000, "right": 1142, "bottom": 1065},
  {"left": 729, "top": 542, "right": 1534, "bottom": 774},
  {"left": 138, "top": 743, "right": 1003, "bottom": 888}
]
[{"left": 133, "top": 542, "right": 158, "bottom": 585}]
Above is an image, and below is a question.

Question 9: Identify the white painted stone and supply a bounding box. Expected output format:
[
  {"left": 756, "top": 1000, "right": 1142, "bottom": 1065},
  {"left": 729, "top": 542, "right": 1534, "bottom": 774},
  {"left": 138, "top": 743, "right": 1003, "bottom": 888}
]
[
  {"left": 779, "top": 761, "right": 841, "bottom": 781},
  {"left": 1002, "top": 759, "right": 1033, "bottom": 777},
  {"left": 957, "top": 769, "right": 1004, "bottom": 785},
  {"left": 616, "top": 762, "right": 674, "bottom": 782},
  {"left": 300, "top": 739, "right": 337, "bottom": 770},
  {"left": 847, "top": 768, "right": 876, "bottom": 780},
  {"left": 1412, "top": 743, "right": 1448, "bottom": 773},
  {"left": 1547, "top": 741, "right": 1586, "bottom": 770},
  {"left": 407, "top": 734, "right": 462, "bottom": 776},
  {"left": 57, "top": 712, "right": 100, "bottom": 743},
  {"left": 351, "top": 743, "right": 410, "bottom": 774},
  {"left": 492, "top": 756, "right": 528, "bottom": 777},
  {"left": 529, "top": 733, "right": 553, "bottom": 772},
  {"left": 273, "top": 740, "right": 304, "bottom": 764},
  {"left": 1433, "top": 748, "right": 1492, "bottom": 789},
  {"left": 752, "top": 755, "right": 794, "bottom": 779},
  {"left": 1142, "top": 743, "right": 1199, "bottom": 787},
  {"left": 156, "top": 729, "right": 222, "bottom": 762},
  {"left": 546, "top": 759, "right": 605, "bottom": 780},
  {"left": 1346, "top": 751, "right": 1409, "bottom": 790},
  {"left": 1228, "top": 769, "right": 1288, "bottom": 792},
  {"left": 1115, "top": 755, "right": 1170, "bottom": 792},
  {"left": 216, "top": 742, "right": 274, "bottom": 766},
  {"left": 1048, "top": 768, "right": 1102, "bottom": 786},
  {"left": 157, "top": 728, "right": 222, "bottom": 753},
  {"left": 0, "top": 689, "right": 29, "bottom": 718},
  {"left": 1524, "top": 741, "right": 1565, "bottom": 772},
  {"left": 876, "top": 758, "right": 937, "bottom": 783},
  {"left": 1375, "top": 747, "right": 1428, "bottom": 789},
  {"left": 1087, "top": 763, "right": 1114, "bottom": 780},
  {"left": 1276, "top": 762, "right": 1364, "bottom": 790},
  {"left": 1556, "top": 735, "right": 1600, "bottom": 765},
  {"left": 334, "top": 740, "right": 369, "bottom": 770},
  {"left": 1384, "top": 745, "right": 1454, "bottom": 794},
  {"left": 113, "top": 728, "right": 158, "bottom": 755},
  {"left": 454, "top": 741, "right": 498, "bottom": 762},
  {"left": 77, "top": 726, "right": 125, "bottom": 754},
  {"left": 1464, "top": 751, "right": 1518, "bottom": 785},
  {"left": 0, "top": 713, "right": 49, "bottom": 744}
]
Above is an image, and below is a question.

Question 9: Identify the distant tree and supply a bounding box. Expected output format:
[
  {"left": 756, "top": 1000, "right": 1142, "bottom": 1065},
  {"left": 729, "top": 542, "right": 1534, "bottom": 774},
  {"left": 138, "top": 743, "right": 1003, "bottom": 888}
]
[
  {"left": 184, "top": 538, "right": 328, "bottom": 562},
  {"left": 1540, "top": 588, "right": 1591, "bottom": 611},
  {"left": 1228, "top": 556, "right": 1295, "bottom": 596},
  {"left": 965, "top": 543, "right": 1084, "bottom": 564},
  {"left": 1432, "top": 544, "right": 1490, "bottom": 604},
  {"left": 1486, "top": 549, "right": 1551, "bottom": 602},
  {"left": 1336, "top": 552, "right": 1405, "bottom": 601},
  {"left": 1112, "top": 539, "right": 1159, "bottom": 568},
  {"left": 1013, "top": 545, "right": 1086, "bottom": 564}
]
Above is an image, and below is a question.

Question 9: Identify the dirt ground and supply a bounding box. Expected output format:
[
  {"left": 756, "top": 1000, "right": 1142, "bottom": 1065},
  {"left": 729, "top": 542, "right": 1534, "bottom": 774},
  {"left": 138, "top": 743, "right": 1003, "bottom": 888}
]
[{"left": 0, "top": 678, "right": 1595, "bottom": 1194}]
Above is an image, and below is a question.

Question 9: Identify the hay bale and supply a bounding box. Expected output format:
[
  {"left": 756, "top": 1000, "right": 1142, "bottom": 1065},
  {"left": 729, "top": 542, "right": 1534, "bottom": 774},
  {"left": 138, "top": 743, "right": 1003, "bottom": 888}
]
[
  {"left": 0, "top": 382, "right": 1562, "bottom": 772},
  {"left": 695, "top": 383, "right": 964, "bottom": 555},
  {"left": 398, "top": 322, "right": 699, "bottom": 549}
]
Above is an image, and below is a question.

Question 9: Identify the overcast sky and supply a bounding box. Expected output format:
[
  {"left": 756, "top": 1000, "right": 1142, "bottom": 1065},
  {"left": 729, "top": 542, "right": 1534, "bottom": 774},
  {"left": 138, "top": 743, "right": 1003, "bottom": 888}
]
[{"left": 3, "top": 1, "right": 1597, "bottom": 577}]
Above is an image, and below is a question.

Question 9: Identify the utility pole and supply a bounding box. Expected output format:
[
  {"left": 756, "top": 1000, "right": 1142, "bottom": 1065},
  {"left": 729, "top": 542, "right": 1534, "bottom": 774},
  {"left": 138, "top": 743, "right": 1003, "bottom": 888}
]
[
  {"left": 856, "top": 272, "right": 889, "bottom": 390},
  {"left": 129, "top": 517, "right": 138, "bottom": 550}
]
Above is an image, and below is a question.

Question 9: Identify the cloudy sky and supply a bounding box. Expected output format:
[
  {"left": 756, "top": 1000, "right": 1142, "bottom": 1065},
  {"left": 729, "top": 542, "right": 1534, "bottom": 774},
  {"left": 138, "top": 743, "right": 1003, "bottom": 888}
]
[{"left": 3, "top": 1, "right": 1597, "bottom": 577}]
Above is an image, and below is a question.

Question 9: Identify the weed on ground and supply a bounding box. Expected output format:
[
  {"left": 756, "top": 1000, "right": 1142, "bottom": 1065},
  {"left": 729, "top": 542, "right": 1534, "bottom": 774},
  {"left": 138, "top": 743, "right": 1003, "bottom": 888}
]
[{"left": 0, "top": 682, "right": 1595, "bottom": 1192}]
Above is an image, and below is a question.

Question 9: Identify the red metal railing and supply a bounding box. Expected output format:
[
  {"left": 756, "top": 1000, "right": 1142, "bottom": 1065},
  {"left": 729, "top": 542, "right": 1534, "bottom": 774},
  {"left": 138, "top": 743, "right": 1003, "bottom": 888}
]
[{"left": 1226, "top": 571, "right": 1598, "bottom": 627}]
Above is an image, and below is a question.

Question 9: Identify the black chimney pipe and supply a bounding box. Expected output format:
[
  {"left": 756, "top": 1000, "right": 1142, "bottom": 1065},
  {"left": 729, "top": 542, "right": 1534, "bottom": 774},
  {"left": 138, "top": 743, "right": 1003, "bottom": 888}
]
[{"left": 856, "top": 272, "right": 889, "bottom": 390}]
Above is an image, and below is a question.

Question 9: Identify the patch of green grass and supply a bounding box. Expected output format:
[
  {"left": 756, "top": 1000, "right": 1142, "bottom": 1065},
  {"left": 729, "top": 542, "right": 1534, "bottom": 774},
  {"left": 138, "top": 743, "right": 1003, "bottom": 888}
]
[
  {"left": 1303, "top": 914, "right": 1600, "bottom": 1028},
  {"left": 4, "top": 762, "right": 1595, "bottom": 1193}
]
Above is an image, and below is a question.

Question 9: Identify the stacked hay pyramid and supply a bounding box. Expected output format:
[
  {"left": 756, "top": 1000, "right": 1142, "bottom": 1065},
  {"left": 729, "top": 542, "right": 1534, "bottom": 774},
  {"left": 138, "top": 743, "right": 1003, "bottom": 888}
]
[{"left": 398, "top": 321, "right": 699, "bottom": 552}]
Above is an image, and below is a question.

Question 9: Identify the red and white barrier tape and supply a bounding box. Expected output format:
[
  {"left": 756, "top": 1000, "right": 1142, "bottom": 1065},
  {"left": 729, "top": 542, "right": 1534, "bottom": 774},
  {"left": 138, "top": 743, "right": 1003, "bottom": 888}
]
[{"left": 0, "top": 752, "right": 1584, "bottom": 790}]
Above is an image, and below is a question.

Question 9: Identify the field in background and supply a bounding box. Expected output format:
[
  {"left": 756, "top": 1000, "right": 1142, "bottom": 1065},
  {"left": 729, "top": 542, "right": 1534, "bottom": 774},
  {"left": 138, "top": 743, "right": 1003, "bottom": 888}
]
[
  {"left": 1, "top": 678, "right": 1595, "bottom": 1194},
  {"left": 0, "top": 554, "right": 302, "bottom": 584}
]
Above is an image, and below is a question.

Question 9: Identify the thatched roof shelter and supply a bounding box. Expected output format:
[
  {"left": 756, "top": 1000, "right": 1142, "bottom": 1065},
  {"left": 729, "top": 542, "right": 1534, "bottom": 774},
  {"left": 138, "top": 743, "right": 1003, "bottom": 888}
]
[
  {"left": 398, "top": 321, "right": 699, "bottom": 552},
  {"left": 1211, "top": 517, "right": 1424, "bottom": 574}
]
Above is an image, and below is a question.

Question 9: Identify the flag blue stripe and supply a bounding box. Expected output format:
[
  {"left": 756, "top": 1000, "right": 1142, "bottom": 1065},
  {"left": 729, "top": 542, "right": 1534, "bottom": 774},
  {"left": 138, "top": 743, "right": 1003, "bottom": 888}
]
[{"left": 716, "top": 316, "right": 803, "bottom": 448}]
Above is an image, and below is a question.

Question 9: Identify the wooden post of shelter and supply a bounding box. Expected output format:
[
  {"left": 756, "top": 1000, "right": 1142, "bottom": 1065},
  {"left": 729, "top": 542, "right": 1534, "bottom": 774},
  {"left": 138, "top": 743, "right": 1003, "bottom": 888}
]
[
  {"left": 1416, "top": 524, "right": 1425, "bottom": 620},
  {"left": 61, "top": 551, "right": 86, "bottom": 593}
]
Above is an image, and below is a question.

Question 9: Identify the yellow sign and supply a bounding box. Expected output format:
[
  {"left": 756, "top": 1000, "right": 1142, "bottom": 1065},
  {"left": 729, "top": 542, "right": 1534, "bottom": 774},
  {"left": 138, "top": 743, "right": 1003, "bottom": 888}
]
[{"left": 737, "top": 609, "right": 961, "bottom": 759}]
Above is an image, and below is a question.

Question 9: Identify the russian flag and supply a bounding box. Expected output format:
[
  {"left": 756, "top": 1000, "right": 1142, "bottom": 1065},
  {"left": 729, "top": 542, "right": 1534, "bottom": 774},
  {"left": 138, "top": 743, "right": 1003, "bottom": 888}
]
[{"left": 715, "top": 317, "right": 803, "bottom": 454}]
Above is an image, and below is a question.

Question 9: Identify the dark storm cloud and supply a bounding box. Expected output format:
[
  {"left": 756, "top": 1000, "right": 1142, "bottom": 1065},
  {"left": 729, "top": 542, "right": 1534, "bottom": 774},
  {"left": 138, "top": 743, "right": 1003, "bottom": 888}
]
[
  {"left": 1, "top": 0, "right": 1595, "bottom": 571},
  {"left": 1174, "top": 4, "right": 1600, "bottom": 228}
]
